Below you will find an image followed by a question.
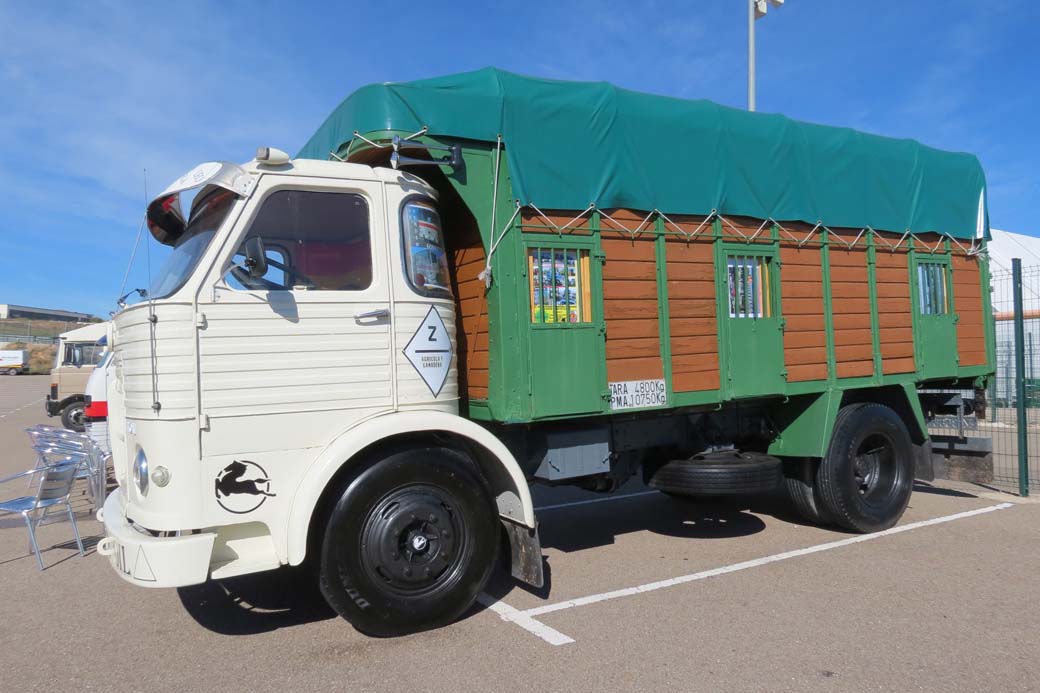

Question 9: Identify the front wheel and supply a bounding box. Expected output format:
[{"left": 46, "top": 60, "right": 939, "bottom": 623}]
[
  {"left": 61, "top": 400, "right": 85, "bottom": 432},
  {"left": 6, "top": 368, "right": 18, "bottom": 376},
  {"left": 319, "top": 447, "right": 498, "bottom": 637},
  {"left": 816, "top": 403, "right": 915, "bottom": 533}
]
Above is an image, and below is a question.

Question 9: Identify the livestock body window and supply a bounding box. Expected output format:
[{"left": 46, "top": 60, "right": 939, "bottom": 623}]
[
  {"left": 528, "top": 247, "right": 592, "bottom": 324},
  {"left": 727, "top": 255, "right": 773, "bottom": 318},
  {"left": 917, "top": 262, "right": 949, "bottom": 315}
]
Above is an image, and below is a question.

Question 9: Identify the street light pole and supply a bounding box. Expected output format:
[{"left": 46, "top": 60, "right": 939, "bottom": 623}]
[
  {"left": 748, "top": 0, "right": 756, "bottom": 112},
  {"left": 748, "top": 0, "right": 785, "bottom": 112}
]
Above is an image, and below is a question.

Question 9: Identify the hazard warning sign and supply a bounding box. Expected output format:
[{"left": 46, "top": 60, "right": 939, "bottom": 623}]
[{"left": 403, "top": 306, "right": 453, "bottom": 397}]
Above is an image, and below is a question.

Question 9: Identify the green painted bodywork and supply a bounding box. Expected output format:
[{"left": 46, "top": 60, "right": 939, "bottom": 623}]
[
  {"left": 719, "top": 242, "right": 785, "bottom": 398},
  {"left": 767, "top": 390, "right": 843, "bottom": 458},
  {"left": 911, "top": 248, "right": 958, "bottom": 379},
  {"left": 298, "top": 71, "right": 996, "bottom": 454}
]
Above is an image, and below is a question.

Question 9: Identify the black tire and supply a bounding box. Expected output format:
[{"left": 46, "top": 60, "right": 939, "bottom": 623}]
[
  {"left": 319, "top": 447, "right": 498, "bottom": 637},
  {"left": 783, "top": 458, "right": 831, "bottom": 526},
  {"left": 649, "top": 452, "right": 782, "bottom": 497},
  {"left": 61, "top": 400, "right": 85, "bottom": 432},
  {"left": 6, "top": 368, "right": 17, "bottom": 376},
  {"left": 816, "top": 403, "right": 915, "bottom": 533}
]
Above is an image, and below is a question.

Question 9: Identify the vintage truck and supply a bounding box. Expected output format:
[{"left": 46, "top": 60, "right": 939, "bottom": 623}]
[
  {"left": 45, "top": 321, "right": 109, "bottom": 431},
  {"left": 97, "top": 68, "right": 994, "bottom": 636}
]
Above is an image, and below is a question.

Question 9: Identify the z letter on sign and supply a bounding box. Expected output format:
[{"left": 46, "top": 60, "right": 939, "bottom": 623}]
[{"left": 404, "top": 306, "right": 453, "bottom": 397}]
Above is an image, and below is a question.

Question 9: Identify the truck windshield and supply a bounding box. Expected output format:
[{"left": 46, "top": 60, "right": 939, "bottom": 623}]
[{"left": 148, "top": 188, "right": 237, "bottom": 299}]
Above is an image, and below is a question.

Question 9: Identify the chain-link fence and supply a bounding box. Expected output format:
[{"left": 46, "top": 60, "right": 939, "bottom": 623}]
[
  {"left": 928, "top": 261, "right": 1040, "bottom": 495},
  {"left": 0, "top": 318, "right": 88, "bottom": 345}
]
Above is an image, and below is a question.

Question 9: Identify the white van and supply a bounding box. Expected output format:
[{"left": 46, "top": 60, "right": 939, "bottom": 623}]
[{"left": 0, "top": 349, "right": 29, "bottom": 375}]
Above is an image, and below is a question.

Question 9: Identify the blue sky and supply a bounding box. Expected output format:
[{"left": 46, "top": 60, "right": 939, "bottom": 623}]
[{"left": 0, "top": 0, "right": 1036, "bottom": 318}]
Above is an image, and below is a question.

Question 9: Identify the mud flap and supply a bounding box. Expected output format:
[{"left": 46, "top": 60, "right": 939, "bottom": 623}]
[
  {"left": 914, "top": 439, "right": 935, "bottom": 482},
  {"left": 501, "top": 518, "right": 544, "bottom": 589}
]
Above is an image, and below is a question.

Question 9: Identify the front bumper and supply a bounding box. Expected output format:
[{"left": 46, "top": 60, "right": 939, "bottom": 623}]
[
  {"left": 97, "top": 492, "right": 217, "bottom": 588},
  {"left": 45, "top": 396, "right": 61, "bottom": 417}
]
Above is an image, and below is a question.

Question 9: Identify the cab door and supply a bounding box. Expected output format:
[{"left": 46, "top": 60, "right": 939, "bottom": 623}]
[
  {"left": 720, "top": 247, "right": 785, "bottom": 398},
  {"left": 198, "top": 176, "right": 393, "bottom": 425},
  {"left": 912, "top": 256, "right": 957, "bottom": 378}
]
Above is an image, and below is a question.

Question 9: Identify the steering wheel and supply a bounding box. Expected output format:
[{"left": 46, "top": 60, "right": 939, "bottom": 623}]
[{"left": 266, "top": 256, "right": 317, "bottom": 289}]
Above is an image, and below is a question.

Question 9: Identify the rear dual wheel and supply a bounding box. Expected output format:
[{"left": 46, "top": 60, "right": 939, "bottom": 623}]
[
  {"left": 786, "top": 403, "right": 914, "bottom": 533},
  {"left": 319, "top": 448, "right": 498, "bottom": 637}
]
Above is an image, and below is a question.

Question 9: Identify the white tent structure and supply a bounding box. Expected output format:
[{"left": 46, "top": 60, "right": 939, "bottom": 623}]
[
  {"left": 988, "top": 229, "right": 1040, "bottom": 275},
  {"left": 986, "top": 229, "right": 1040, "bottom": 402}
]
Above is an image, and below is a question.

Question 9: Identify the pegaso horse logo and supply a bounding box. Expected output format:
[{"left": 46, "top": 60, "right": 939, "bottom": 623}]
[{"left": 215, "top": 460, "right": 276, "bottom": 514}]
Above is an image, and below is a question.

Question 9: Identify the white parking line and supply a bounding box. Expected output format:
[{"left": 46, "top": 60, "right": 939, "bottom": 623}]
[
  {"left": 534, "top": 490, "right": 659, "bottom": 512},
  {"left": 0, "top": 396, "right": 44, "bottom": 419},
  {"left": 521, "top": 502, "right": 1014, "bottom": 619},
  {"left": 477, "top": 593, "right": 575, "bottom": 646}
]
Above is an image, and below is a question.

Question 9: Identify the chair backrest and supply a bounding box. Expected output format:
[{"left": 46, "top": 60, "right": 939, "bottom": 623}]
[{"left": 35, "top": 463, "right": 79, "bottom": 504}]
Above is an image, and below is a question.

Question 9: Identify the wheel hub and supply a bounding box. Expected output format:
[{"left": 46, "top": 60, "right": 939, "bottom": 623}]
[
  {"left": 361, "top": 487, "right": 461, "bottom": 592},
  {"left": 853, "top": 434, "right": 893, "bottom": 498}
]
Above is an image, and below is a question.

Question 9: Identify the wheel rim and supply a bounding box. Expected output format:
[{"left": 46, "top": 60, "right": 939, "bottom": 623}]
[
  {"left": 852, "top": 432, "right": 900, "bottom": 506},
  {"left": 69, "top": 406, "right": 85, "bottom": 428},
  {"left": 359, "top": 484, "right": 467, "bottom": 596}
]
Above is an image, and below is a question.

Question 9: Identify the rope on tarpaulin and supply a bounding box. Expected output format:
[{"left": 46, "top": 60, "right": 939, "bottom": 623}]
[{"left": 476, "top": 202, "right": 982, "bottom": 288}]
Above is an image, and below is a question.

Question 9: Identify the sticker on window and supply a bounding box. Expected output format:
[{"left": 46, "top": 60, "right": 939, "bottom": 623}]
[{"left": 402, "top": 200, "right": 451, "bottom": 298}]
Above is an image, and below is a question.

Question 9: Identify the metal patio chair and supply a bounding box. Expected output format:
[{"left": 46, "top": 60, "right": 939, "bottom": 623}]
[
  {"left": 0, "top": 463, "right": 86, "bottom": 570},
  {"left": 26, "top": 427, "right": 109, "bottom": 511}
]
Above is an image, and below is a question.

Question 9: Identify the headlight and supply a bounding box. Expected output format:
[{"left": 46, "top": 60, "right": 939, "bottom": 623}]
[{"left": 133, "top": 448, "right": 149, "bottom": 495}]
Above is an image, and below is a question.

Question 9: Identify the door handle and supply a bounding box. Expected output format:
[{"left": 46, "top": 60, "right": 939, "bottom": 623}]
[{"left": 354, "top": 308, "right": 390, "bottom": 320}]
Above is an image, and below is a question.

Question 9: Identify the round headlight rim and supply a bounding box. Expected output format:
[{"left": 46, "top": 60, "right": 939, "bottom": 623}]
[{"left": 133, "top": 448, "right": 149, "bottom": 495}]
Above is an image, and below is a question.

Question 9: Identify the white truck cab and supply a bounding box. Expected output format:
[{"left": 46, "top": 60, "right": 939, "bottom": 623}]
[{"left": 98, "top": 152, "right": 536, "bottom": 636}]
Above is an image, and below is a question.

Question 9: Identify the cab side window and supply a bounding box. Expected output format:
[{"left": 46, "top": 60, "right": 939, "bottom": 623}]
[{"left": 227, "top": 190, "right": 371, "bottom": 291}]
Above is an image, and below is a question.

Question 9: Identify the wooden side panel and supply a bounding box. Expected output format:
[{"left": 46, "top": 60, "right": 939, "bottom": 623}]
[
  {"left": 874, "top": 238, "right": 915, "bottom": 374},
  {"left": 829, "top": 237, "right": 875, "bottom": 378},
  {"left": 449, "top": 229, "right": 490, "bottom": 400},
  {"left": 665, "top": 237, "right": 719, "bottom": 392},
  {"left": 601, "top": 212, "right": 663, "bottom": 382},
  {"left": 780, "top": 243, "right": 827, "bottom": 382},
  {"left": 953, "top": 253, "right": 987, "bottom": 366},
  {"left": 520, "top": 209, "right": 593, "bottom": 235},
  {"left": 719, "top": 215, "right": 775, "bottom": 245}
]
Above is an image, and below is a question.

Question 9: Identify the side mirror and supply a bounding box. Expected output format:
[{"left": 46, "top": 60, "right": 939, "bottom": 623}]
[{"left": 243, "top": 237, "right": 268, "bottom": 279}]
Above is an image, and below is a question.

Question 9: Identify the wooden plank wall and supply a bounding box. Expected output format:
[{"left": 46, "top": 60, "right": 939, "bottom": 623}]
[
  {"left": 664, "top": 218, "right": 718, "bottom": 391},
  {"left": 520, "top": 209, "right": 593, "bottom": 236},
  {"left": 449, "top": 225, "right": 490, "bottom": 400},
  {"left": 952, "top": 253, "right": 988, "bottom": 367},
  {"left": 780, "top": 235, "right": 828, "bottom": 382},
  {"left": 875, "top": 234, "right": 915, "bottom": 374},
  {"left": 601, "top": 210, "right": 663, "bottom": 382},
  {"left": 828, "top": 232, "right": 875, "bottom": 378}
]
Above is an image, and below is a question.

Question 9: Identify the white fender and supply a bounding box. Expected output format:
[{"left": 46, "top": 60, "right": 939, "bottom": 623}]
[{"left": 285, "top": 410, "right": 535, "bottom": 565}]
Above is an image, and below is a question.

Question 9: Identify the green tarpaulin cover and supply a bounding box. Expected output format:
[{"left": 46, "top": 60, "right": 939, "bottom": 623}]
[{"left": 299, "top": 67, "right": 988, "bottom": 239}]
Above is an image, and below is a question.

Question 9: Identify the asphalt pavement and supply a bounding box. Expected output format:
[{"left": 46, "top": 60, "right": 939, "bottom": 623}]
[{"left": 1, "top": 374, "right": 1038, "bottom": 691}]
